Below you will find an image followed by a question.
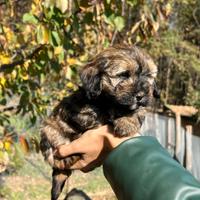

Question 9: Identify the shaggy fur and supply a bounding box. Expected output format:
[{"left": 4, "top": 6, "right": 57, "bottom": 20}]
[{"left": 40, "top": 45, "right": 157, "bottom": 200}]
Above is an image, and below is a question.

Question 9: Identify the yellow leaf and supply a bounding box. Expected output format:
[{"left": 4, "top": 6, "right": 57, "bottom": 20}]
[
  {"left": 43, "top": 26, "right": 49, "bottom": 44},
  {"left": 72, "top": 38, "right": 79, "bottom": 44},
  {"left": 66, "top": 82, "right": 74, "bottom": 89},
  {"left": 165, "top": 3, "right": 172, "bottom": 17},
  {"left": 0, "top": 77, "right": 6, "bottom": 87},
  {"left": 152, "top": 21, "right": 159, "bottom": 33},
  {"left": 39, "top": 106, "right": 43, "bottom": 112},
  {"left": 64, "top": 19, "right": 70, "bottom": 26},
  {"left": 32, "top": 0, "right": 41, "bottom": 13},
  {"left": 21, "top": 74, "right": 29, "bottom": 80},
  {"left": 3, "top": 27, "right": 14, "bottom": 42},
  {"left": 131, "top": 21, "right": 142, "bottom": 34},
  {"left": 54, "top": 46, "right": 63, "bottom": 55},
  {"left": 24, "top": 60, "right": 31, "bottom": 70},
  {"left": 24, "top": 25, "right": 32, "bottom": 34},
  {"left": 0, "top": 53, "right": 10, "bottom": 65},
  {"left": 31, "top": 41, "right": 37, "bottom": 45},
  {"left": 32, "top": 4, "right": 36, "bottom": 12},
  {"left": 79, "top": 54, "right": 88, "bottom": 62},
  {"left": 67, "top": 58, "right": 77, "bottom": 65},
  {"left": 37, "top": 25, "right": 49, "bottom": 44},
  {"left": 4, "top": 141, "right": 11, "bottom": 151},
  {"left": 11, "top": 70, "right": 17, "bottom": 79},
  {"left": 15, "top": 43, "right": 20, "bottom": 48},
  {"left": 136, "top": 35, "right": 141, "bottom": 43}
]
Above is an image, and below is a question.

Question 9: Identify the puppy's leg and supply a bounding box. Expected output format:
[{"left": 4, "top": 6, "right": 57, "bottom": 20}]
[
  {"left": 113, "top": 107, "right": 146, "bottom": 137},
  {"left": 52, "top": 155, "right": 81, "bottom": 200},
  {"left": 51, "top": 168, "right": 72, "bottom": 200}
]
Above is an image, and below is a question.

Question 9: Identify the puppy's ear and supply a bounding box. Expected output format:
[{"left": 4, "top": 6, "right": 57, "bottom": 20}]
[
  {"left": 133, "top": 47, "right": 157, "bottom": 79},
  {"left": 80, "top": 66, "right": 102, "bottom": 99}
]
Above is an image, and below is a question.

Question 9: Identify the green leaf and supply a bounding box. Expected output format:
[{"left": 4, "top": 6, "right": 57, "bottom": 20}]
[
  {"left": 36, "top": 25, "right": 49, "bottom": 44},
  {"left": 127, "top": 0, "right": 138, "bottom": 7},
  {"left": 84, "top": 12, "right": 93, "bottom": 25},
  {"left": 44, "top": 7, "right": 54, "bottom": 20},
  {"left": 103, "top": 38, "right": 110, "bottom": 48},
  {"left": 30, "top": 115, "right": 37, "bottom": 125},
  {"left": 50, "top": 61, "right": 61, "bottom": 72},
  {"left": 23, "top": 13, "right": 38, "bottom": 24},
  {"left": 43, "top": 0, "right": 55, "bottom": 8},
  {"left": 103, "top": 13, "right": 115, "bottom": 26},
  {"left": 114, "top": 16, "right": 125, "bottom": 31},
  {"left": 51, "top": 31, "right": 61, "bottom": 46},
  {"left": 0, "top": 98, "right": 6, "bottom": 105},
  {"left": 48, "top": 49, "right": 54, "bottom": 59},
  {"left": 36, "top": 25, "right": 43, "bottom": 44},
  {"left": 19, "top": 92, "right": 30, "bottom": 107},
  {"left": 58, "top": 50, "right": 65, "bottom": 63}
]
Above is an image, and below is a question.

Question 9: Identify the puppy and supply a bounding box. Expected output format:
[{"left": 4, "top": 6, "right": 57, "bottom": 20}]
[{"left": 40, "top": 45, "right": 157, "bottom": 200}]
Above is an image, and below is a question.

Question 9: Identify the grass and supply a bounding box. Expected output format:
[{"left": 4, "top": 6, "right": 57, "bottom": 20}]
[{"left": 0, "top": 153, "right": 116, "bottom": 200}]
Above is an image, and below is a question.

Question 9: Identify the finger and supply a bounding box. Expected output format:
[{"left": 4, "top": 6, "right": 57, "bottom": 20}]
[
  {"left": 54, "top": 145, "right": 77, "bottom": 158},
  {"left": 54, "top": 139, "right": 85, "bottom": 158},
  {"left": 68, "top": 159, "right": 87, "bottom": 170}
]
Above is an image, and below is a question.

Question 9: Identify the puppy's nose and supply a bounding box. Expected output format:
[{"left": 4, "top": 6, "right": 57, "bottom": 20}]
[{"left": 136, "top": 95, "right": 143, "bottom": 101}]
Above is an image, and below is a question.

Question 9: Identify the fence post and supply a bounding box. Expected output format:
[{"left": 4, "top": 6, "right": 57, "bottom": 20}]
[
  {"left": 185, "top": 125, "right": 193, "bottom": 172},
  {"left": 167, "top": 117, "right": 174, "bottom": 155},
  {"left": 175, "top": 113, "right": 181, "bottom": 159}
]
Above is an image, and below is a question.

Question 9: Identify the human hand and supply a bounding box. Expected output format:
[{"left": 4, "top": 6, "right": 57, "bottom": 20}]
[{"left": 54, "top": 125, "right": 140, "bottom": 172}]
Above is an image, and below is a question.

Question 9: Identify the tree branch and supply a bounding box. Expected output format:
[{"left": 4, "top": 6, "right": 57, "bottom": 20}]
[
  {"left": 111, "top": 29, "right": 118, "bottom": 45},
  {"left": 193, "top": 8, "right": 200, "bottom": 28},
  {"left": 0, "top": 105, "right": 19, "bottom": 113},
  {"left": 0, "top": 45, "right": 45, "bottom": 73}
]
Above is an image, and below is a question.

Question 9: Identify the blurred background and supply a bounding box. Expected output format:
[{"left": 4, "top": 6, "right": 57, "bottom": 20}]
[{"left": 0, "top": 0, "right": 200, "bottom": 199}]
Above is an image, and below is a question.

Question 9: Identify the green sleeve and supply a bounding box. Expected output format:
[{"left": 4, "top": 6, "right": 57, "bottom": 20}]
[{"left": 103, "top": 136, "right": 200, "bottom": 200}]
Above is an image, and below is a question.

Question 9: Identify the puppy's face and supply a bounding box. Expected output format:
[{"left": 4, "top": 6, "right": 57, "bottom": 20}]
[{"left": 80, "top": 45, "right": 157, "bottom": 110}]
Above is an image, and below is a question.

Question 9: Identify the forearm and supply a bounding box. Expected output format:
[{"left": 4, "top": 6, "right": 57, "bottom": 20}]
[{"left": 103, "top": 136, "right": 200, "bottom": 200}]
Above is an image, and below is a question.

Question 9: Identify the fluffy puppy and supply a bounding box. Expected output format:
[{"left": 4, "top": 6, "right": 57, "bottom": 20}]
[{"left": 40, "top": 45, "right": 157, "bottom": 200}]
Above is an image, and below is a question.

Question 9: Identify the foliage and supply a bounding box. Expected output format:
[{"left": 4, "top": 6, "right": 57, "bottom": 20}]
[{"left": 0, "top": 0, "right": 200, "bottom": 129}]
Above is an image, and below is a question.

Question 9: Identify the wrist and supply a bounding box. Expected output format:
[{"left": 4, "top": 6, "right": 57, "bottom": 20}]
[
  {"left": 105, "top": 134, "right": 131, "bottom": 150},
  {"left": 93, "top": 125, "right": 141, "bottom": 154},
  {"left": 102, "top": 126, "right": 141, "bottom": 151}
]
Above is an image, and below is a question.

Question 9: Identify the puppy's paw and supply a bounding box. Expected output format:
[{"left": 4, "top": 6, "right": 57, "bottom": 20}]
[
  {"left": 54, "top": 155, "right": 81, "bottom": 170},
  {"left": 114, "top": 125, "right": 130, "bottom": 137},
  {"left": 113, "top": 118, "right": 139, "bottom": 137}
]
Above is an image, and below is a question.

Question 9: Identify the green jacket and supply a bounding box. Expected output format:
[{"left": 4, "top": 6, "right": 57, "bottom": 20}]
[{"left": 103, "top": 136, "right": 200, "bottom": 200}]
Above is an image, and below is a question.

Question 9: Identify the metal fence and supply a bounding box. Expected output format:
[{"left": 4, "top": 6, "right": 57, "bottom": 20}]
[{"left": 141, "top": 112, "right": 200, "bottom": 181}]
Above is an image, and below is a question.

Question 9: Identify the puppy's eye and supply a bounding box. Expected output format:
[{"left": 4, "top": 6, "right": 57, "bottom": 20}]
[{"left": 117, "top": 71, "right": 130, "bottom": 78}]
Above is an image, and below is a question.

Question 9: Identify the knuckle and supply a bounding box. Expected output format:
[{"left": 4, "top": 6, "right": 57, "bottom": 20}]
[{"left": 57, "top": 147, "right": 65, "bottom": 157}]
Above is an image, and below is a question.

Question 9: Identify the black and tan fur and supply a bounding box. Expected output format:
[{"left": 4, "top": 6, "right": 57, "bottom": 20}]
[{"left": 40, "top": 45, "right": 158, "bottom": 200}]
